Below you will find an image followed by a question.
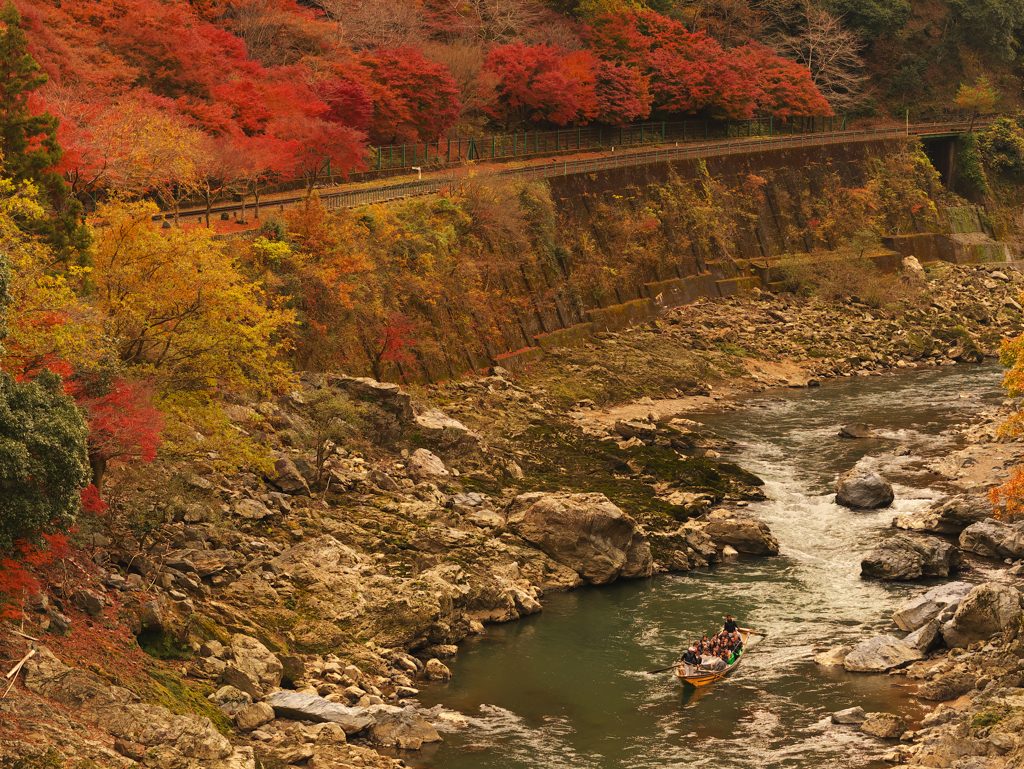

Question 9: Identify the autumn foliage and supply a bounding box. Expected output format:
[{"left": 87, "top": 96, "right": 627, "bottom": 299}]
[{"left": 7, "top": 0, "right": 833, "bottom": 213}]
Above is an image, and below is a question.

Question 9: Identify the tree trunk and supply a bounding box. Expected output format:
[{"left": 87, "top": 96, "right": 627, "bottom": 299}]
[{"left": 90, "top": 455, "right": 106, "bottom": 493}]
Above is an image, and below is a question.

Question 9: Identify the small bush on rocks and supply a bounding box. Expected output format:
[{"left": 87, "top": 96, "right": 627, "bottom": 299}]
[{"left": 780, "top": 251, "right": 925, "bottom": 313}]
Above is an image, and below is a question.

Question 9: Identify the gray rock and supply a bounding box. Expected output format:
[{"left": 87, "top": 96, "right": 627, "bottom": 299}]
[
  {"left": 139, "top": 597, "right": 170, "bottom": 632},
  {"left": 704, "top": 512, "right": 779, "bottom": 555},
  {"left": 270, "top": 535, "right": 362, "bottom": 573},
  {"left": 329, "top": 376, "right": 414, "bottom": 421},
  {"left": 408, "top": 449, "right": 450, "bottom": 482},
  {"left": 72, "top": 589, "right": 105, "bottom": 616},
  {"left": 843, "top": 635, "right": 923, "bottom": 672},
  {"left": 941, "top": 582, "right": 1023, "bottom": 649},
  {"left": 213, "top": 686, "right": 252, "bottom": 718},
  {"left": 235, "top": 702, "right": 275, "bottom": 732},
  {"left": 836, "top": 470, "right": 894, "bottom": 509},
  {"left": 226, "top": 634, "right": 283, "bottom": 697},
  {"left": 832, "top": 706, "right": 867, "bottom": 724},
  {"left": 414, "top": 409, "right": 478, "bottom": 445},
  {"left": 903, "top": 619, "right": 942, "bottom": 654},
  {"left": 839, "top": 423, "right": 876, "bottom": 439},
  {"left": 892, "top": 582, "right": 974, "bottom": 631},
  {"left": 893, "top": 495, "right": 991, "bottom": 535},
  {"left": 814, "top": 646, "right": 851, "bottom": 666},
  {"left": 370, "top": 468, "right": 401, "bottom": 492},
  {"left": 365, "top": 706, "right": 442, "bottom": 749},
  {"left": 917, "top": 671, "right": 976, "bottom": 701},
  {"left": 506, "top": 492, "right": 653, "bottom": 584},
  {"left": 235, "top": 499, "right": 271, "bottom": 520},
  {"left": 425, "top": 659, "right": 451, "bottom": 681},
  {"left": 959, "top": 519, "right": 1024, "bottom": 559},
  {"left": 861, "top": 712, "right": 908, "bottom": 739},
  {"left": 264, "top": 691, "right": 373, "bottom": 734},
  {"left": 861, "top": 533, "right": 962, "bottom": 581},
  {"left": 268, "top": 453, "right": 310, "bottom": 496}
]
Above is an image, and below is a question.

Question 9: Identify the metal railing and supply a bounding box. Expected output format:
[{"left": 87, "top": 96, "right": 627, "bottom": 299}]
[
  {"left": 316, "top": 120, "right": 985, "bottom": 212},
  {"left": 367, "top": 115, "right": 847, "bottom": 172}
]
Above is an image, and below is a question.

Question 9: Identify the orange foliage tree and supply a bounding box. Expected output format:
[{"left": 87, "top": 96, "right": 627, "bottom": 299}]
[{"left": 991, "top": 320, "right": 1024, "bottom": 518}]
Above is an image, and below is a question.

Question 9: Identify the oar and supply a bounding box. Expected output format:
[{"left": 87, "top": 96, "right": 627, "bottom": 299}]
[
  {"left": 738, "top": 627, "right": 768, "bottom": 636},
  {"left": 646, "top": 662, "right": 684, "bottom": 674}
]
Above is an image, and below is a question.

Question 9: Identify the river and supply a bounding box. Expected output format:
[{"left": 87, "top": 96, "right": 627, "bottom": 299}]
[{"left": 413, "top": 363, "right": 1009, "bottom": 769}]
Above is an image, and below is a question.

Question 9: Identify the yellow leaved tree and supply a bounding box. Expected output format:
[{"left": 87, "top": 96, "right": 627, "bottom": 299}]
[
  {"left": 89, "top": 200, "right": 296, "bottom": 468},
  {"left": 991, "top": 315, "right": 1024, "bottom": 518},
  {"left": 0, "top": 175, "right": 107, "bottom": 379}
]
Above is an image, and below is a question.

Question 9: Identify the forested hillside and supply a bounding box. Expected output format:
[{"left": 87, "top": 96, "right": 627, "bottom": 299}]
[{"left": 14, "top": 0, "right": 1024, "bottom": 210}]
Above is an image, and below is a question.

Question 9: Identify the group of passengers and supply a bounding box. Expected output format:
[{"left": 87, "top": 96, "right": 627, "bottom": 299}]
[{"left": 679, "top": 615, "right": 743, "bottom": 676}]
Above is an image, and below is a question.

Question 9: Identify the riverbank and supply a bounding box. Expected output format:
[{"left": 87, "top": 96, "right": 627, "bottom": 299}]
[{"left": 1, "top": 261, "right": 1022, "bottom": 768}]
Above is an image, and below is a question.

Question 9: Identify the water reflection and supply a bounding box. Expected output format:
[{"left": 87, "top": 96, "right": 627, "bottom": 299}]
[{"left": 413, "top": 364, "right": 1006, "bottom": 769}]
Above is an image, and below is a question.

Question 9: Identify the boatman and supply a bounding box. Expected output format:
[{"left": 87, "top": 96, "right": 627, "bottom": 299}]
[
  {"left": 681, "top": 645, "right": 700, "bottom": 676},
  {"left": 723, "top": 614, "right": 738, "bottom": 634}
]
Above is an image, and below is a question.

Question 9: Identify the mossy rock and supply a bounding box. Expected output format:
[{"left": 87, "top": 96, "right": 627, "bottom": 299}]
[{"left": 144, "top": 667, "right": 232, "bottom": 736}]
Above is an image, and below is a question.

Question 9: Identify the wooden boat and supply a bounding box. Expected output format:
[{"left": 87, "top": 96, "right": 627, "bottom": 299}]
[{"left": 675, "top": 629, "right": 750, "bottom": 688}]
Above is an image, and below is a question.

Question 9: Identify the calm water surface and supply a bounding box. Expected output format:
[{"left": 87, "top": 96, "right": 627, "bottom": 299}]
[{"left": 414, "top": 364, "right": 1008, "bottom": 769}]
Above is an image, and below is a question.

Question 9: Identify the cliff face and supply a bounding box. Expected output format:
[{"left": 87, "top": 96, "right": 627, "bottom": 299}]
[{"left": 310, "top": 138, "right": 1020, "bottom": 383}]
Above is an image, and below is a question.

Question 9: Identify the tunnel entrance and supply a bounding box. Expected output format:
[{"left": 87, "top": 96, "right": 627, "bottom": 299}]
[{"left": 920, "top": 136, "right": 958, "bottom": 190}]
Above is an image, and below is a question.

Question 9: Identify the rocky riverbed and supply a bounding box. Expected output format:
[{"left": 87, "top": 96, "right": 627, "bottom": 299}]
[{"left": 2, "top": 261, "right": 1023, "bottom": 769}]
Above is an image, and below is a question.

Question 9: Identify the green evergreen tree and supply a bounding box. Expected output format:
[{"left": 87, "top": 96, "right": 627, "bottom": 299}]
[
  {"left": 0, "top": 2, "right": 89, "bottom": 260},
  {"left": 0, "top": 368, "right": 90, "bottom": 552}
]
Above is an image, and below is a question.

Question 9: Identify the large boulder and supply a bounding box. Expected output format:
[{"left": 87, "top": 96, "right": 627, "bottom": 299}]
[
  {"left": 815, "top": 646, "right": 851, "bottom": 666},
  {"left": 860, "top": 713, "right": 907, "bottom": 739},
  {"left": 903, "top": 619, "right": 943, "bottom": 654},
  {"left": 959, "top": 519, "right": 1024, "bottom": 559},
  {"left": 506, "top": 492, "right": 653, "bottom": 584},
  {"left": 703, "top": 511, "right": 779, "bottom": 555},
  {"left": 226, "top": 634, "right": 283, "bottom": 697},
  {"left": 892, "top": 582, "right": 974, "bottom": 632},
  {"left": 917, "top": 671, "right": 976, "bottom": 702},
  {"left": 268, "top": 452, "right": 310, "bottom": 496},
  {"left": 413, "top": 409, "right": 480, "bottom": 450},
  {"left": 941, "top": 583, "right": 1023, "bottom": 649},
  {"left": 329, "top": 375, "right": 414, "bottom": 421},
  {"left": 836, "top": 470, "right": 894, "bottom": 510},
  {"left": 892, "top": 495, "right": 991, "bottom": 535},
  {"left": 860, "top": 533, "right": 962, "bottom": 581},
  {"left": 408, "top": 449, "right": 450, "bottom": 483},
  {"left": 264, "top": 691, "right": 374, "bottom": 734},
  {"left": 843, "top": 635, "right": 923, "bottom": 672},
  {"left": 364, "top": 706, "right": 442, "bottom": 750}
]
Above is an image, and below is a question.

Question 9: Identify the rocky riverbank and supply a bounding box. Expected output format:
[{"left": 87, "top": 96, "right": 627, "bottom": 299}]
[{"left": 1, "top": 260, "right": 1023, "bottom": 769}]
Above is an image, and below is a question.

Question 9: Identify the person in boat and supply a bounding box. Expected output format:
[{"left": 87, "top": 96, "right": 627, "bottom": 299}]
[
  {"left": 723, "top": 614, "right": 738, "bottom": 634},
  {"left": 699, "top": 634, "right": 710, "bottom": 654},
  {"left": 702, "top": 650, "right": 728, "bottom": 671},
  {"left": 730, "top": 631, "right": 743, "bottom": 653},
  {"left": 681, "top": 645, "right": 701, "bottom": 676}
]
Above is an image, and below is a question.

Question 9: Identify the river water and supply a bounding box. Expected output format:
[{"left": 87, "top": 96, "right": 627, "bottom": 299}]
[{"left": 414, "top": 363, "right": 1009, "bottom": 769}]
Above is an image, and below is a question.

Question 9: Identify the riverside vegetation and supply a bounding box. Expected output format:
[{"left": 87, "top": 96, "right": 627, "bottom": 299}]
[{"left": 3, "top": 253, "right": 1024, "bottom": 768}]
